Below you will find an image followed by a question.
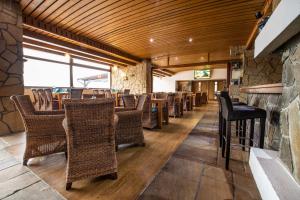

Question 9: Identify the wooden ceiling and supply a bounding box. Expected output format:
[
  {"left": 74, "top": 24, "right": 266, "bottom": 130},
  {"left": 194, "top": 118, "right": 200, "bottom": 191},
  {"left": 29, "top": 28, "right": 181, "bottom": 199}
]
[{"left": 20, "top": 0, "right": 265, "bottom": 68}]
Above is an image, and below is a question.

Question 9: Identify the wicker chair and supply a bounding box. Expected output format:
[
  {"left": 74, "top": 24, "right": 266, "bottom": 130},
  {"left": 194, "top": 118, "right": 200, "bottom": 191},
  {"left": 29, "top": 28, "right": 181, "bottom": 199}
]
[
  {"left": 142, "top": 94, "right": 158, "bottom": 129},
  {"left": 175, "top": 92, "right": 184, "bottom": 116},
  {"left": 122, "top": 94, "right": 136, "bottom": 108},
  {"left": 168, "top": 93, "right": 181, "bottom": 117},
  {"left": 82, "top": 94, "right": 105, "bottom": 99},
  {"left": 63, "top": 99, "right": 118, "bottom": 190},
  {"left": 31, "top": 88, "right": 40, "bottom": 110},
  {"left": 10, "top": 95, "right": 66, "bottom": 166},
  {"left": 44, "top": 88, "right": 59, "bottom": 110},
  {"left": 70, "top": 88, "right": 83, "bottom": 99},
  {"left": 115, "top": 95, "right": 146, "bottom": 148},
  {"left": 124, "top": 89, "right": 130, "bottom": 95}
]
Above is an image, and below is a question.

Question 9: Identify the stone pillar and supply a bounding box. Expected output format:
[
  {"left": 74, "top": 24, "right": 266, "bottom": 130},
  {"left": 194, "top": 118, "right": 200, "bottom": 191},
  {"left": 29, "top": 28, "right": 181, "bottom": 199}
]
[
  {"left": 0, "top": 0, "right": 24, "bottom": 135},
  {"left": 111, "top": 60, "right": 153, "bottom": 94},
  {"left": 279, "top": 33, "right": 300, "bottom": 184}
]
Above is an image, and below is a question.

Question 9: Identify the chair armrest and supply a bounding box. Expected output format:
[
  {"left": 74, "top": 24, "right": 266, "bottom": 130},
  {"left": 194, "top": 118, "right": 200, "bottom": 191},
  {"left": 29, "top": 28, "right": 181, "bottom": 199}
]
[
  {"left": 24, "top": 114, "right": 65, "bottom": 133},
  {"left": 115, "top": 107, "right": 135, "bottom": 112},
  {"left": 35, "top": 110, "right": 65, "bottom": 115},
  {"left": 115, "top": 110, "right": 142, "bottom": 123}
]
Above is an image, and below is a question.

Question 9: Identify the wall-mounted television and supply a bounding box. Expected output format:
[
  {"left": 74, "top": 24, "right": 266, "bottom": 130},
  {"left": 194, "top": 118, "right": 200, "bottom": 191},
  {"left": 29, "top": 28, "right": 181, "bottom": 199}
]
[{"left": 194, "top": 69, "right": 211, "bottom": 79}]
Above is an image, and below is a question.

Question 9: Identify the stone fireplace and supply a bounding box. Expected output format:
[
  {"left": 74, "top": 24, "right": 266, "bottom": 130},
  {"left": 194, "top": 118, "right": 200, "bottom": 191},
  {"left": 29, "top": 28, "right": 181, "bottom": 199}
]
[{"left": 0, "top": 0, "right": 24, "bottom": 135}]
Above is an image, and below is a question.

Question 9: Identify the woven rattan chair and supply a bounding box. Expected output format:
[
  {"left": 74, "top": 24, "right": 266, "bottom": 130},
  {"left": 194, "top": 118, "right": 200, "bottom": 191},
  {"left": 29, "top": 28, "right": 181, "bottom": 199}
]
[
  {"left": 10, "top": 95, "right": 66, "bottom": 166},
  {"left": 44, "top": 88, "right": 59, "bottom": 110},
  {"left": 63, "top": 99, "right": 118, "bottom": 190},
  {"left": 70, "top": 88, "right": 83, "bottom": 99},
  {"left": 142, "top": 94, "right": 158, "bottom": 129},
  {"left": 124, "top": 89, "right": 130, "bottom": 95},
  {"left": 115, "top": 95, "right": 146, "bottom": 148},
  {"left": 37, "top": 89, "right": 47, "bottom": 110},
  {"left": 31, "top": 88, "right": 41, "bottom": 110},
  {"left": 168, "top": 93, "right": 181, "bottom": 117},
  {"left": 122, "top": 94, "right": 136, "bottom": 108}
]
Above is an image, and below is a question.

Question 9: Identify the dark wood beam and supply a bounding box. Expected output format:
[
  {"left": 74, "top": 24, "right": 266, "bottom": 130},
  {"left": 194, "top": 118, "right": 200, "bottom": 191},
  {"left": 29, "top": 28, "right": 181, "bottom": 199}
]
[
  {"left": 153, "top": 69, "right": 172, "bottom": 77},
  {"left": 23, "top": 15, "right": 142, "bottom": 63},
  {"left": 23, "top": 37, "right": 127, "bottom": 67},
  {"left": 245, "top": 0, "right": 273, "bottom": 49},
  {"left": 161, "top": 69, "right": 175, "bottom": 75},
  {"left": 153, "top": 59, "right": 241, "bottom": 69},
  {"left": 23, "top": 30, "right": 134, "bottom": 66}
]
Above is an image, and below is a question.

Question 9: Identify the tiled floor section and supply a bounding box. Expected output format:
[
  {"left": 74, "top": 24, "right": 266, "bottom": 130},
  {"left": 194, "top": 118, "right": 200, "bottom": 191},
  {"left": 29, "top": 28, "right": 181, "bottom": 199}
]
[
  {"left": 0, "top": 140, "right": 65, "bottom": 200},
  {"left": 139, "top": 105, "right": 261, "bottom": 200}
]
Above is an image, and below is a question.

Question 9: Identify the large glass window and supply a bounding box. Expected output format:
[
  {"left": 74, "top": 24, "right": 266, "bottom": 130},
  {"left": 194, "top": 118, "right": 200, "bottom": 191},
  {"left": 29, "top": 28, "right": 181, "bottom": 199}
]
[
  {"left": 24, "top": 59, "right": 70, "bottom": 87},
  {"left": 23, "top": 47, "right": 111, "bottom": 89},
  {"left": 73, "top": 66, "right": 110, "bottom": 88}
]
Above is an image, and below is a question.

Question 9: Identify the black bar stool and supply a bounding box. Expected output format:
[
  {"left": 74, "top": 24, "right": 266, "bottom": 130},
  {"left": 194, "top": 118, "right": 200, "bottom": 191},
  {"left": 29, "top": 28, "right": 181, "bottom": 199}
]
[
  {"left": 215, "top": 92, "right": 246, "bottom": 148},
  {"left": 219, "top": 91, "right": 266, "bottom": 170}
]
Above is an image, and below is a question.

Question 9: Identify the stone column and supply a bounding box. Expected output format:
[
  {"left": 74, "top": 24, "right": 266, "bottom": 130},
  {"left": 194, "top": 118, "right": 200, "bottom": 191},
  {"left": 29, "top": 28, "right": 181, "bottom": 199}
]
[{"left": 0, "top": 0, "right": 24, "bottom": 135}]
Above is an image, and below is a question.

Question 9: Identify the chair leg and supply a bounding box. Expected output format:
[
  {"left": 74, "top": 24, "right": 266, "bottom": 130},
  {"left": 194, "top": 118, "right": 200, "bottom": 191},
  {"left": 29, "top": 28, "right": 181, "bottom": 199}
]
[
  {"left": 109, "top": 172, "right": 118, "bottom": 180},
  {"left": 250, "top": 119, "right": 255, "bottom": 147},
  {"left": 235, "top": 120, "right": 239, "bottom": 136},
  {"left": 115, "top": 145, "right": 119, "bottom": 152},
  {"left": 242, "top": 119, "right": 246, "bottom": 151},
  {"left": 221, "top": 119, "right": 226, "bottom": 158},
  {"left": 66, "top": 182, "right": 72, "bottom": 190},
  {"left": 219, "top": 113, "right": 222, "bottom": 147},
  {"left": 259, "top": 117, "right": 266, "bottom": 148},
  {"left": 23, "top": 159, "right": 28, "bottom": 166},
  {"left": 65, "top": 152, "right": 68, "bottom": 160},
  {"left": 225, "top": 120, "right": 231, "bottom": 170}
]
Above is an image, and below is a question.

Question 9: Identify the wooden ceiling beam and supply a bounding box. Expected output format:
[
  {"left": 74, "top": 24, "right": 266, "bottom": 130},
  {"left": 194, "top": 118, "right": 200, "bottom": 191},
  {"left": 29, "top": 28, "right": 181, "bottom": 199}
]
[
  {"left": 22, "top": 15, "right": 142, "bottom": 63},
  {"left": 23, "top": 29, "right": 135, "bottom": 66},
  {"left": 153, "top": 69, "right": 172, "bottom": 77},
  {"left": 245, "top": 0, "right": 273, "bottom": 49},
  {"left": 153, "top": 59, "right": 241, "bottom": 69}
]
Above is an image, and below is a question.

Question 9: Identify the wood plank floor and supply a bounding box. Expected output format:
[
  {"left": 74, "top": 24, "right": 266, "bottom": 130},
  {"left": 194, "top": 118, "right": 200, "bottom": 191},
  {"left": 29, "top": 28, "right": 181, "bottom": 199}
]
[{"left": 1, "top": 105, "right": 204, "bottom": 200}]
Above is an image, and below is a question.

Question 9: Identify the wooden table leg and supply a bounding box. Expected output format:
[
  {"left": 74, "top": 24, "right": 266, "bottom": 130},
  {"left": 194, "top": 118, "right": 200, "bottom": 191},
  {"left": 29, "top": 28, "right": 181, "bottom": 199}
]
[
  {"left": 157, "top": 102, "right": 163, "bottom": 129},
  {"left": 165, "top": 102, "right": 169, "bottom": 125}
]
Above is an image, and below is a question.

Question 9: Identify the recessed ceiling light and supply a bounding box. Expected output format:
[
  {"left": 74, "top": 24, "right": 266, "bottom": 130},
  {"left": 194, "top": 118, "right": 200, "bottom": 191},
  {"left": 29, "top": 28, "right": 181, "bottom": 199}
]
[
  {"left": 175, "top": 57, "right": 178, "bottom": 60},
  {"left": 150, "top": 38, "right": 154, "bottom": 43},
  {"left": 200, "top": 56, "right": 204, "bottom": 60},
  {"left": 188, "top": 37, "right": 193, "bottom": 43}
]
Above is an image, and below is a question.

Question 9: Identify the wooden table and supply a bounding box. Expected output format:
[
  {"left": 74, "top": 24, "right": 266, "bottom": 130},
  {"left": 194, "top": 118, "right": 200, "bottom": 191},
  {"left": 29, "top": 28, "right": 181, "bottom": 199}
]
[
  {"left": 151, "top": 98, "right": 169, "bottom": 129},
  {"left": 53, "top": 93, "right": 69, "bottom": 110}
]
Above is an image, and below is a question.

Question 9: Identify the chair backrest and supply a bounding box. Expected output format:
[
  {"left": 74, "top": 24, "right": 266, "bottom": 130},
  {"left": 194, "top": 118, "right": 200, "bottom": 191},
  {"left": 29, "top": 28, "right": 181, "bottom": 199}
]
[
  {"left": 37, "top": 89, "right": 48, "bottom": 110},
  {"left": 167, "top": 93, "right": 176, "bottom": 106},
  {"left": 63, "top": 99, "right": 115, "bottom": 146},
  {"left": 31, "top": 89, "right": 38, "bottom": 104},
  {"left": 122, "top": 94, "right": 135, "bottom": 108},
  {"left": 82, "top": 94, "right": 94, "bottom": 99},
  {"left": 105, "top": 90, "right": 112, "bottom": 98},
  {"left": 44, "top": 88, "right": 53, "bottom": 103},
  {"left": 70, "top": 88, "right": 83, "bottom": 99},
  {"left": 10, "top": 95, "right": 35, "bottom": 116},
  {"left": 94, "top": 94, "right": 105, "bottom": 99},
  {"left": 155, "top": 92, "right": 168, "bottom": 100},
  {"left": 136, "top": 94, "right": 147, "bottom": 111},
  {"left": 220, "top": 91, "right": 233, "bottom": 118},
  {"left": 124, "top": 89, "right": 130, "bottom": 95}
]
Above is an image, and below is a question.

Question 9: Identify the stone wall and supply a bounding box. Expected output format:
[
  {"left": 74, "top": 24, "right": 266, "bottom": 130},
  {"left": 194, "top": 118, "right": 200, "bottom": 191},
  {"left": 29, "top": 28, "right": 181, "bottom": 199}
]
[
  {"left": 0, "top": 0, "right": 24, "bottom": 135},
  {"left": 111, "top": 60, "right": 152, "bottom": 94},
  {"left": 279, "top": 33, "right": 300, "bottom": 184},
  {"left": 240, "top": 49, "right": 282, "bottom": 149}
]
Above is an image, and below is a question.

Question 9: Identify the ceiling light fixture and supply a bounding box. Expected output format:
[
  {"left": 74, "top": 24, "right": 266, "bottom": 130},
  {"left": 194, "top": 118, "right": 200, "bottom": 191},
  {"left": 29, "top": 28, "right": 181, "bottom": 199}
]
[
  {"left": 188, "top": 37, "right": 193, "bottom": 43},
  {"left": 150, "top": 38, "right": 154, "bottom": 43},
  {"left": 175, "top": 57, "right": 178, "bottom": 60}
]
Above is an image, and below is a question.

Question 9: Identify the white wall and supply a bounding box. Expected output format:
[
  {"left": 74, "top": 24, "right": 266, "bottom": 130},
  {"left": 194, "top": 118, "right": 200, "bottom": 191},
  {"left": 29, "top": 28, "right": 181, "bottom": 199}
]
[{"left": 153, "top": 68, "right": 227, "bottom": 92}]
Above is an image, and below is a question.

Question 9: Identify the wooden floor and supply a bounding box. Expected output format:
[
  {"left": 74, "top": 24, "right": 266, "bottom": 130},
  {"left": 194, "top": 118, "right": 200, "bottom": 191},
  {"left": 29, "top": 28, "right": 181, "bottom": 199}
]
[
  {"left": 1, "top": 105, "right": 204, "bottom": 200},
  {"left": 0, "top": 103, "right": 260, "bottom": 200}
]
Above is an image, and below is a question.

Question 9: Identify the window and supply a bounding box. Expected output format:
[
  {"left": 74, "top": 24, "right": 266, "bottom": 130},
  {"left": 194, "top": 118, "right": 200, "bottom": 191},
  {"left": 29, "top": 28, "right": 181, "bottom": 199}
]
[
  {"left": 23, "top": 47, "right": 111, "bottom": 89},
  {"left": 73, "top": 66, "right": 110, "bottom": 88},
  {"left": 23, "top": 48, "right": 70, "bottom": 87},
  {"left": 24, "top": 59, "right": 70, "bottom": 87}
]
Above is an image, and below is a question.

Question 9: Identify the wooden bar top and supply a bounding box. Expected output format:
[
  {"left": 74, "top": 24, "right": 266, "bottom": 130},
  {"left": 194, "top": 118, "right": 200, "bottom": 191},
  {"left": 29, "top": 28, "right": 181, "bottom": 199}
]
[{"left": 240, "top": 83, "right": 283, "bottom": 94}]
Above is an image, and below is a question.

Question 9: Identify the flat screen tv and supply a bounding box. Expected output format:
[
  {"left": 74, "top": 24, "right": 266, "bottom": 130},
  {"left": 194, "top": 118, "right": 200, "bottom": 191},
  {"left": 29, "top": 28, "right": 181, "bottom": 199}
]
[{"left": 194, "top": 69, "right": 211, "bottom": 79}]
